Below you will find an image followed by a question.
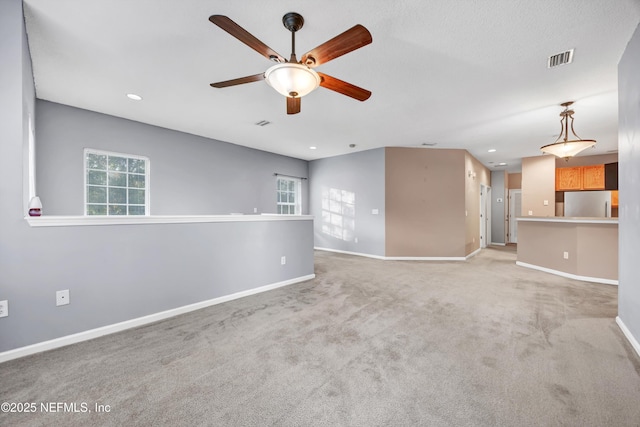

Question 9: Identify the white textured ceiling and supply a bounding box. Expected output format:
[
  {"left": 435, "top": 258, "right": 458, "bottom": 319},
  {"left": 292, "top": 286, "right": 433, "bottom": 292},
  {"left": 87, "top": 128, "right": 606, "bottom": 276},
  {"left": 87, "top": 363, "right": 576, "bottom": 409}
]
[{"left": 23, "top": 0, "right": 640, "bottom": 171}]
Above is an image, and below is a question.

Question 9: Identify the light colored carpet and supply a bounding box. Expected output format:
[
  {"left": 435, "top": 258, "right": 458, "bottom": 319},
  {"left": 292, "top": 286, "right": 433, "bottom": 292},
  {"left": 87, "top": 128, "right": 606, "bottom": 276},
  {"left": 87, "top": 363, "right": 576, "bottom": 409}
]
[{"left": 1, "top": 247, "right": 639, "bottom": 426}]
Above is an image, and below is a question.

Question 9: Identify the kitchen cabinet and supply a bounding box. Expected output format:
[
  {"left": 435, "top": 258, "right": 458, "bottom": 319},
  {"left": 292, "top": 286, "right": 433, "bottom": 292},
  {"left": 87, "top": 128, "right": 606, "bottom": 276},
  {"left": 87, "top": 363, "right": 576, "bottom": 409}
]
[
  {"left": 556, "top": 167, "right": 582, "bottom": 191},
  {"left": 605, "top": 162, "right": 618, "bottom": 190},
  {"left": 582, "top": 164, "right": 605, "bottom": 190},
  {"left": 556, "top": 164, "right": 607, "bottom": 191},
  {"left": 612, "top": 190, "right": 619, "bottom": 207}
]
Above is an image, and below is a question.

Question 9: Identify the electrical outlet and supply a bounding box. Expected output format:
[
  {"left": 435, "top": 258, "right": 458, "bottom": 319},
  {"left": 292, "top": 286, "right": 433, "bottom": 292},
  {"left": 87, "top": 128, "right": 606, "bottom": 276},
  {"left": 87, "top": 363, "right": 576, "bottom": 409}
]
[
  {"left": 281, "top": 256, "right": 286, "bottom": 265},
  {"left": 354, "top": 237, "right": 358, "bottom": 243},
  {"left": 253, "top": 207, "right": 257, "bottom": 213},
  {"left": 528, "top": 210, "right": 533, "bottom": 215},
  {"left": 0, "top": 300, "right": 8, "bottom": 318},
  {"left": 544, "top": 200, "right": 549, "bottom": 206},
  {"left": 563, "top": 251, "right": 569, "bottom": 259},
  {"left": 371, "top": 209, "right": 379, "bottom": 215},
  {"left": 56, "top": 290, "right": 70, "bottom": 306}
]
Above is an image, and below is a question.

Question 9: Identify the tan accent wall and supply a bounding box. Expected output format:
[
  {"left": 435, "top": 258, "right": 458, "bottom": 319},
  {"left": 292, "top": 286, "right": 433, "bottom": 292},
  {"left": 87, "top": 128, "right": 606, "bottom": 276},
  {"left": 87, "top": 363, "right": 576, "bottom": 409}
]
[
  {"left": 385, "top": 148, "right": 466, "bottom": 257},
  {"left": 384, "top": 148, "right": 489, "bottom": 257},
  {"left": 508, "top": 173, "right": 521, "bottom": 189},
  {"left": 517, "top": 221, "right": 618, "bottom": 281},
  {"left": 521, "top": 156, "right": 555, "bottom": 217}
]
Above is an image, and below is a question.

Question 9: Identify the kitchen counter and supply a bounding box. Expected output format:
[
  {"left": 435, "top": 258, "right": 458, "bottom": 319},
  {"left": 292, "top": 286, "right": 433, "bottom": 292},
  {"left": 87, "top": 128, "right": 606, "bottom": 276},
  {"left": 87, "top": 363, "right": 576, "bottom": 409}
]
[{"left": 516, "top": 216, "right": 618, "bottom": 284}]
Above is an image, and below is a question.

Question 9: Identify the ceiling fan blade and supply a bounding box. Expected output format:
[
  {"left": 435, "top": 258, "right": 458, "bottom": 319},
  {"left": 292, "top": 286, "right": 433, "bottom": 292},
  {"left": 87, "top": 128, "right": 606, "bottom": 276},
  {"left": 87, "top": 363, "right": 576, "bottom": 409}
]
[
  {"left": 209, "top": 15, "right": 286, "bottom": 63},
  {"left": 301, "top": 25, "right": 372, "bottom": 68},
  {"left": 287, "top": 97, "right": 301, "bottom": 115},
  {"left": 210, "top": 73, "right": 265, "bottom": 88},
  {"left": 318, "top": 72, "right": 371, "bottom": 101}
]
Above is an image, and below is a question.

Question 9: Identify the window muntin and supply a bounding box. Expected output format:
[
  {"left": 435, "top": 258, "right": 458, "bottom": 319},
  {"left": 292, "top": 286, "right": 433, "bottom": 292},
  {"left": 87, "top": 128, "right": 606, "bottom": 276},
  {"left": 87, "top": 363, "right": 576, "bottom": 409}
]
[
  {"left": 276, "top": 177, "right": 301, "bottom": 215},
  {"left": 84, "top": 149, "right": 149, "bottom": 216}
]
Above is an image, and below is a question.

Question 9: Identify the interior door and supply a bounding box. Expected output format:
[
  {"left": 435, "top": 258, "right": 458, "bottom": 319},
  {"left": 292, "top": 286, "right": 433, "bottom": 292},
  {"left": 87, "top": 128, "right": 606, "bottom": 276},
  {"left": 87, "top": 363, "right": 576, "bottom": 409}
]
[
  {"left": 480, "top": 184, "right": 491, "bottom": 248},
  {"left": 508, "top": 189, "right": 522, "bottom": 243}
]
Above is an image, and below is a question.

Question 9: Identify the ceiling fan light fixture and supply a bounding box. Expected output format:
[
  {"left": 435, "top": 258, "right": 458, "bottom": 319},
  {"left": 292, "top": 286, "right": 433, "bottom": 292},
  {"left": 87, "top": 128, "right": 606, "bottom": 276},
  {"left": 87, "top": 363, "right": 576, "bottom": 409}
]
[
  {"left": 540, "top": 101, "right": 596, "bottom": 160},
  {"left": 265, "top": 63, "right": 320, "bottom": 98}
]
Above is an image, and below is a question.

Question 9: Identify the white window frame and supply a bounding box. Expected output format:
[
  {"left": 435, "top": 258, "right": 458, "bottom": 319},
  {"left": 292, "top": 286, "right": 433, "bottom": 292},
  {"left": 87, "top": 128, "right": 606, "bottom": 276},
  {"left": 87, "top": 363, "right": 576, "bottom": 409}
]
[
  {"left": 276, "top": 176, "right": 301, "bottom": 215},
  {"left": 84, "top": 148, "right": 150, "bottom": 216}
]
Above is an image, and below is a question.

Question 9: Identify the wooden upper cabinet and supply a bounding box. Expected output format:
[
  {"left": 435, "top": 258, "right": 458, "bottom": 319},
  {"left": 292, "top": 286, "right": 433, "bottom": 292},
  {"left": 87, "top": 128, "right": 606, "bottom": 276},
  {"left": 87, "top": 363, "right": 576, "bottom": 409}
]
[
  {"left": 582, "top": 164, "right": 605, "bottom": 190},
  {"left": 556, "top": 167, "right": 582, "bottom": 191}
]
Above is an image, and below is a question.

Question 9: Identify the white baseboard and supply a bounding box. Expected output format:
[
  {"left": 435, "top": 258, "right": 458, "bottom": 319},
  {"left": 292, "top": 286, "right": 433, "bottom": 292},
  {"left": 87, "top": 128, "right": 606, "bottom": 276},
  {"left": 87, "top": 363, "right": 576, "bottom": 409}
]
[
  {"left": 616, "top": 316, "right": 640, "bottom": 358},
  {"left": 315, "top": 246, "right": 473, "bottom": 261},
  {"left": 466, "top": 248, "right": 481, "bottom": 260},
  {"left": 0, "top": 274, "right": 315, "bottom": 364},
  {"left": 515, "top": 261, "right": 618, "bottom": 285},
  {"left": 490, "top": 242, "right": 506, "bottom": 246},
  {"left": 314, "top": 247, "right": 387, "bottom": 260}
]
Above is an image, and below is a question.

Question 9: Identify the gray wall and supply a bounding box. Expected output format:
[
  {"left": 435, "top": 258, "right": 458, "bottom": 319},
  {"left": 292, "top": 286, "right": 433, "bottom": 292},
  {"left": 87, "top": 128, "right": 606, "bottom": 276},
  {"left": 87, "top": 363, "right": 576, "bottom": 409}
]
[
  {"left": 618, "top": 23, "right": 640, "bottom": 347},
  {"left": 36, "top": 100, "right": 309, "bottom": 216},
  {"left": 0, "top": 4, "right": 313, "bottom": 353},
  {"left": 490, "top": 170, "right": 506, "bottom": 244},
  {"left": 309, "top": 148, "right": 385, "bottom": 257}
]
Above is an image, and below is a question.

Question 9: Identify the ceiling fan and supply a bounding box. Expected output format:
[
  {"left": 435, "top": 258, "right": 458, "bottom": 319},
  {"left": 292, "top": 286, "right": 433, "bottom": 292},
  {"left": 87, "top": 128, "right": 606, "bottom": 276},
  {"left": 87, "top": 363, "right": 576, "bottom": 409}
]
[{"left": 209, "top": 12, "right": 372, "bottom": 114}]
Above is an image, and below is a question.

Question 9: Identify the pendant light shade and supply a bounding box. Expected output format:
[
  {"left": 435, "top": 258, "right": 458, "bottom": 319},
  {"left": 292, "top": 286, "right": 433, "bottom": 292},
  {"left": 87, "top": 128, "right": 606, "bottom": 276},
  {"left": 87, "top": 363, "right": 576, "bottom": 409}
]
[{"left": 540, "top": 102, "right": 596, "bottom": 160}]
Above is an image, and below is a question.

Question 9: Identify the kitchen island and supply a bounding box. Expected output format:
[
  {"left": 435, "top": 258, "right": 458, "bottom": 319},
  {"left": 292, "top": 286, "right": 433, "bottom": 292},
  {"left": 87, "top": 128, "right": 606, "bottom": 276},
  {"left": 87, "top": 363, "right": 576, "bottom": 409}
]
[{"left": 516, "top": 217, "right": 618, "bottom": 284}]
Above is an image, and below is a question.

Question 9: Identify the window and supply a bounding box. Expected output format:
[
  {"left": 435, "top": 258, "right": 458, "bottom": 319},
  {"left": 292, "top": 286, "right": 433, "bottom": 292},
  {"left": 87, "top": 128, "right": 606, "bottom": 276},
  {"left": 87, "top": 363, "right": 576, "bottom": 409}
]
[
  {"left": 84, "top": 149, "right": 149, "bottom": 216},
  {"left": 276, "top": 177, "right": 301, "bottom": 215}
]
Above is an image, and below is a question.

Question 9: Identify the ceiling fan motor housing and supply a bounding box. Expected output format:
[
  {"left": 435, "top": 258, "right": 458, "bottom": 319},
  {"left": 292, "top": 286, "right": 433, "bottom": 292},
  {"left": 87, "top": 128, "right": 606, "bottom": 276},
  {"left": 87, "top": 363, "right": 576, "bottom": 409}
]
[{"left": 282, "top": 12, "right": 304, "bottom": 32}]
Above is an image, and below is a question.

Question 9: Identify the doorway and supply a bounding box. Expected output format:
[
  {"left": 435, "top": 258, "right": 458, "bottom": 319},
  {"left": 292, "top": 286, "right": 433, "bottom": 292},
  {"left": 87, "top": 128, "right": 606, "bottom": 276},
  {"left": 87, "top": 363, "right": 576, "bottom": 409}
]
[
  {"left": 508, "top": 189, "right": 522, "bottom": 243},
  {"left": 480, "top": 184, "right": 491, "bottom": 248}
]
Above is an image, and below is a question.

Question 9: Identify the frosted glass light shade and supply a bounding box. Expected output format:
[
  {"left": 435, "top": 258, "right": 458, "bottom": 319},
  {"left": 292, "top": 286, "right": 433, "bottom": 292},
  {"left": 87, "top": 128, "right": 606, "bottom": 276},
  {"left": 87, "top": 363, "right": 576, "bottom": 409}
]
[
  {"left": 265, "top": 63, "right": 320, "bottom": 98},
  {"left": 540, "top": 139, "right": 596, "bottom": 159}
]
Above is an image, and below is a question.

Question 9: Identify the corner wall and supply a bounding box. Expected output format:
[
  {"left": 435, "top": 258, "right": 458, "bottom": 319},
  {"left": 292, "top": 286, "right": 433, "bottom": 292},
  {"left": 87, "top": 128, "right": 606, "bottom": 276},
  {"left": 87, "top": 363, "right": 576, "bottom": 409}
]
[{"left": 617, "top": 22, "right": 640, "bottom": 354}]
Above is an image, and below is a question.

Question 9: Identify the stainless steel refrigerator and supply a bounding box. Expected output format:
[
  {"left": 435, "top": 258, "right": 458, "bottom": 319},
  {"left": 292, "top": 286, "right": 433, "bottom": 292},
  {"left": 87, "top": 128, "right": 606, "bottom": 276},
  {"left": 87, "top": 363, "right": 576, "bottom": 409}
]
[{"left": 564, "top": 191, "right": 612, "bottom": 217}]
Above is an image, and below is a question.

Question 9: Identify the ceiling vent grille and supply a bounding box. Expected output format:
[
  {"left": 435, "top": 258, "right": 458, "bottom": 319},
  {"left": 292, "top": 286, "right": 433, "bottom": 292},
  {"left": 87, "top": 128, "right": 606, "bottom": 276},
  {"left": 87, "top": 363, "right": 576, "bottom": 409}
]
[
  {"left": 255, "top": 120, "right": 271, "bottom": 127},
  {"left": 548, "top": 49, "right": 574, "bottom": 68}
]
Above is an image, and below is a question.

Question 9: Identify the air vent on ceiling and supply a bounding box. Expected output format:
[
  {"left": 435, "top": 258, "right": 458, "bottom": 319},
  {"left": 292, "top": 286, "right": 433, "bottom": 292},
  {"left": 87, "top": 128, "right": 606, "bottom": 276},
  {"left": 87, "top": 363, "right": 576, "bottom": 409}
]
[
  {"left": 255, "top": 120, "right": 271, "bottom": 127},
  {"left": 548, "top": 49, "right": 574, "bottom": 68}
]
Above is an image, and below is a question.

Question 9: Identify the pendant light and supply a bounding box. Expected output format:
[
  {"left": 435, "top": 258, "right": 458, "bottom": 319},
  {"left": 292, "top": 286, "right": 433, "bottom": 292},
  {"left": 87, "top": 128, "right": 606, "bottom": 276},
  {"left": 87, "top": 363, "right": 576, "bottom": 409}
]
[{"left": 540, "top": 101, "right": 596, "bottom": 160}]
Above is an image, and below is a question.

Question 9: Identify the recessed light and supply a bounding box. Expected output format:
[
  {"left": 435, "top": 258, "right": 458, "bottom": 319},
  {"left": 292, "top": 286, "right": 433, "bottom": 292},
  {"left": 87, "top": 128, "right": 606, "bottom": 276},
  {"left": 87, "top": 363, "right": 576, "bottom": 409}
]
[
  {"left": 488, "top": 149, "right": 496, "bottom": 153},
  {"left": 126, "top": 93, "right": 142, "bottom": 101},
  {"left": 310, "top": 146, "right": 317, "bottom": 150},
  {"left": 498, "top": 162, "right": 507, "bottom": 166}
]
